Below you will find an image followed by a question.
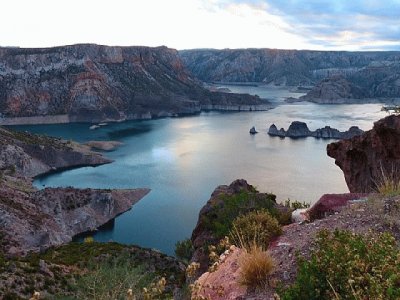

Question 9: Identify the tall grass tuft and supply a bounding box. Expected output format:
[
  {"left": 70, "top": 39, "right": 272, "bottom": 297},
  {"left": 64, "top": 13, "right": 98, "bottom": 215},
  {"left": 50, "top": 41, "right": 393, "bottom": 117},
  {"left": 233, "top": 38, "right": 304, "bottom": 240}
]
[
  {"left": 374, "top": 164, "right": 400, "bottom": 196},
  {"left": 238, "top": 245, "right": 275, "bottom": 289}
]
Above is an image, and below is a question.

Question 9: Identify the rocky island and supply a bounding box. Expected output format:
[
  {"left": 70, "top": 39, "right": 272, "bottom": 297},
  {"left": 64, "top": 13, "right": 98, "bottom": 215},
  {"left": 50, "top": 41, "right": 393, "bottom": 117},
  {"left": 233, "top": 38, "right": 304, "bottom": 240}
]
[{"left": 268, "top": 121, "right": 364, "bottom": 139}]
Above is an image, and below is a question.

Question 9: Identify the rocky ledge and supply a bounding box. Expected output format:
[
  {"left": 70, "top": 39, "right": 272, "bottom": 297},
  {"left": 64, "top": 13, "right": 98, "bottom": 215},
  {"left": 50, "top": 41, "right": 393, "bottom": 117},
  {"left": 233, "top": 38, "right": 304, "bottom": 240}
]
[
  {"left": 328, "top": 114, "right": 400, "bottom": 193},
  {"left": 268, "top": 121, "right": 363, "bottom": 139},
  {"left": 0, "top": 126, "right": 149, "bottom": 255}
]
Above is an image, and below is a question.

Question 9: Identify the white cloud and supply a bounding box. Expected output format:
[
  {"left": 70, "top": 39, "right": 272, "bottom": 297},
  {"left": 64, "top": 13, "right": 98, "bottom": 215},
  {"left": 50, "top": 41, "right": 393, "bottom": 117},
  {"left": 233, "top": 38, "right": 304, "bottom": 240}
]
[{"left": 0, "top": 0, "right": 317, "bottom": 49}]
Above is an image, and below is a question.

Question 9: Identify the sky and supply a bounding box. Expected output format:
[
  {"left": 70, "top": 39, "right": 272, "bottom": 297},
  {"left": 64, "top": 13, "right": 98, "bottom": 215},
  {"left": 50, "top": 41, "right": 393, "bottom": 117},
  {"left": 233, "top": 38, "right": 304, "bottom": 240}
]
[{"left": 1, "top": 0, "right": 399, "bottom": 51}]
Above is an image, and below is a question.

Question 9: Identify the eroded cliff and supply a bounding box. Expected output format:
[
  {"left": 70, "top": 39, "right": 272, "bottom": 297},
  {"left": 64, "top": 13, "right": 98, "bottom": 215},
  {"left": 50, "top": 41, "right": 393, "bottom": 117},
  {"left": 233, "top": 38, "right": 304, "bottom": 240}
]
[{"left": 0, "top": 44, "right": 265, "bottom": 124}]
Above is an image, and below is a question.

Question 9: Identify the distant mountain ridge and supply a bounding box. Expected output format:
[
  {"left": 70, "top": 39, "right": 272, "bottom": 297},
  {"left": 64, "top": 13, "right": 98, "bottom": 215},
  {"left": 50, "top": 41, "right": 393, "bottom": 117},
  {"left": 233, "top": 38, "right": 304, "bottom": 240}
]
[
  {"left": 180, "top": 49, "right": 400, "bottom": 101},
  {"left": 0, "top": 44, "right": 265, "bottom": 124}
]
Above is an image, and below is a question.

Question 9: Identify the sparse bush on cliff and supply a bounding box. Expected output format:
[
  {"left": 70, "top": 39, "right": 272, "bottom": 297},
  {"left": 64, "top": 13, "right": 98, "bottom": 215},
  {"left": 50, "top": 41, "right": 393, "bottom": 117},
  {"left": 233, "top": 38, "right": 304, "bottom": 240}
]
[
  {"left": 175, "top": 238, "right": 194, "bottom": 262},
  {"left": 201, "top": 191, "right": 286, "bottom": 239},
  {"left": 284, "top": 198, "right": 310, "bottom": 210},
  {"left": 280, "top": 229, "right": 400, "bottom": 300},
  {"left": 239, "top": 246, "right": 275, "bottom": 289},
  {"left": 230, "top": 210, "right": 282, "bottom": 251}
]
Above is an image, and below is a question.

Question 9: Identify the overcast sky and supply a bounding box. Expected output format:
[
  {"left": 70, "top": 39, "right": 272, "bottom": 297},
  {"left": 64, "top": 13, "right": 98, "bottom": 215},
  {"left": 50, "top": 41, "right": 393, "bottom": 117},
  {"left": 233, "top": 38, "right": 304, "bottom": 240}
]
[{"left": 1, "top": 0, "right": 399, "bottom": 51}]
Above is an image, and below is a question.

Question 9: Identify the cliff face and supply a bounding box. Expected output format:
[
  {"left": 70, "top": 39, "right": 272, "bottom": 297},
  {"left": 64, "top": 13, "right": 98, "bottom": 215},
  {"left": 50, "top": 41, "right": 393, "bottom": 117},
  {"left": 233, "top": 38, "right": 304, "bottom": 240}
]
[
  {"left": 327, "top": 115, "right": 400, "bottom": 193},
  {"left": 180, "top": 49, "right": 400, "bottom": 101},
  {"left": 0, "top": 126, "right": 150, "bottom": 255},
  {"left": 0, "top": 44, "right": 264, "bottom": 123}
]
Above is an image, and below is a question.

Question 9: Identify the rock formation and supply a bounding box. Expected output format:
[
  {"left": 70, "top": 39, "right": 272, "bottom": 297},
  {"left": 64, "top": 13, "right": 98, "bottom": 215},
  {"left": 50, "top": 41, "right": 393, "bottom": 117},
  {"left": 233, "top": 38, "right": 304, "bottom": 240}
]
[
  {"left": 0, "top": 126, "right": 149, "bottom": 255},
  {"left": 0, "top": 44, "right": 266, "bottom": 124},
  {"left": 299, "top": 75, "right": 367, "bottom": 103},
  {"left": 249, "top": 126, "right": 258, "bottom": 134},
  {"left": 268, "top": 121, "right": 364, "bottom": 139},
  {"left": 327, "top": 114, "right": 400, "bottom": 193},
  {"left": 190, "top": 179, "right": 289, "bottom": 274},
  {"left": 180, "top": 49, "right": 400, "bottom": 101}
]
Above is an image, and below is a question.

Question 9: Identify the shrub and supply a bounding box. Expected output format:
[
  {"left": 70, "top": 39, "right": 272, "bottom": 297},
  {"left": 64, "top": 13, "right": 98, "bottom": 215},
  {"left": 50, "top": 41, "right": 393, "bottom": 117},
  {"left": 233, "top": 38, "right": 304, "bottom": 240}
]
[
  {"left": 75, "top": 255, "right": 152, "bottom": 300},
  {"left": 175, "top": 238, "right": 194, "bottom": 262},
  {"left": 239, "top": 246, "right": 275, "bottom": 289},
  {"left": 229, "top": 210, "right": 282, "bottom": 250},
  {"left": 284, "top": 198, "right": 310, "bottom": 210},
  {"left": 202, "top": 191, "right": 285, "bottom": 239},
  {"left": 280, "top": 229, "right": 400, "bottom": 300}
]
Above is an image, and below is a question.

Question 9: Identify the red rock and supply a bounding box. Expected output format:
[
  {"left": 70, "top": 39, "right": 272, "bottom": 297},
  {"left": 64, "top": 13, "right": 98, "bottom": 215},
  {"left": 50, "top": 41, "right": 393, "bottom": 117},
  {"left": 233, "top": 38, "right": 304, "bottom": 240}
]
[
  {"left": 328, "top": 115, "right": 400, "bottom": 193},
  {"left": 308, "top": 193, "right": 368, "bottom": 220}
]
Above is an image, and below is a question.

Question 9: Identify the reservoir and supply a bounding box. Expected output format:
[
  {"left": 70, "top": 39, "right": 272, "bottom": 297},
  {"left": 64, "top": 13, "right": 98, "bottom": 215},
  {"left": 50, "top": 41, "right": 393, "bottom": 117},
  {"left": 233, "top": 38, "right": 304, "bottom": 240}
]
[{"left": 12, "top": 86, "right": 387, "bottom": 255}]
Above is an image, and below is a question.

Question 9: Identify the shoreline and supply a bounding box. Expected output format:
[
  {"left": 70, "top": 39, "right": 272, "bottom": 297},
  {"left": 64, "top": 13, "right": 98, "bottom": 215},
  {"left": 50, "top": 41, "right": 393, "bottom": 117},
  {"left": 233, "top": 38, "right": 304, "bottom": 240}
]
[{"left": 0, "top": 104, "right": 273, "bottom": 126}]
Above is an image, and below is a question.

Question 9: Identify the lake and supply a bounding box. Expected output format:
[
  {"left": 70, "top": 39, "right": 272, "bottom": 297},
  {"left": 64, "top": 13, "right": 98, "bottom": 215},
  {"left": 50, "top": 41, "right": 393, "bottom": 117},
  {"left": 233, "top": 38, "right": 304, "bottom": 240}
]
[{"left": 11, "top": 86, "right": 387, "bottom": 255}]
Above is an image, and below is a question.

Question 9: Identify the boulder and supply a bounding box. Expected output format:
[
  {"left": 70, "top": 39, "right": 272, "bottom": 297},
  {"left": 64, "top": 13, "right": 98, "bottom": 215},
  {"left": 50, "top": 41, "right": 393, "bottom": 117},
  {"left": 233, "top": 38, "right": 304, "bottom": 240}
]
[
  {"left": 249, "top": 126, "right": 258, "bottom": 134},
  {"left": 327, "top": 115, "right": 400, "bottom": 192},
  {"left": 308, "top": 193, "right": 368, "bottom": 220}
]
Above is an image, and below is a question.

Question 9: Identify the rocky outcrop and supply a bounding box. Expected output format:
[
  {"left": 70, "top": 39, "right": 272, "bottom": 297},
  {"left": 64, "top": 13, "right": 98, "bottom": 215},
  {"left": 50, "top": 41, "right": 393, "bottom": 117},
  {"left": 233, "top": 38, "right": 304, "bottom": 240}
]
[
  {"left": 0, "top": 126, "right": 111, "bottom": 177},
  {"left": 268, "top": 121, "right": 363, "bottom": 139},
  {"left": 190, "top": 179, "right": 289, "bottom": 274},
  {"left": 0, "top": 126, "right": 150, "bottom": 255},
  {"left": 180, "top": 49, "right": 400, "bottom": 86},
  {"left": 308, "top": 193, "right": 368, "bottom": 220},
  {"left": 0, "top": 44, "right": 266, "bottom": 124},
  {"left": 84, "top": 140, "right": 123, "bottom": 151},
  {"left": 327, "top": 115, "right": 400, "bottom": 193},
  {"left": 0, "top": 178, "right": 150, "bottom": 255},
  {"left": 249, "top": 126, "right": 258, "bottom": 134},
  {"left": 299, "top": 75, "right": 367, "bottom": 103}
]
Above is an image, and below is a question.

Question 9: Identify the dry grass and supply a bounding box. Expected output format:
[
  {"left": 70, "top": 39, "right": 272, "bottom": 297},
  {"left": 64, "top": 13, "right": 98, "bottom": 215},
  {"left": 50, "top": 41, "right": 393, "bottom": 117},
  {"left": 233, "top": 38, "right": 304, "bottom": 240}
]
[
  {"left": 229, "top": 210, "right": 282, "bottom": 251},
  {"left": 373, "top": 164, "right": 400, "bottom": 196},
  {"left": 238, "top": 245, "right": 275, "bottom": 289}
]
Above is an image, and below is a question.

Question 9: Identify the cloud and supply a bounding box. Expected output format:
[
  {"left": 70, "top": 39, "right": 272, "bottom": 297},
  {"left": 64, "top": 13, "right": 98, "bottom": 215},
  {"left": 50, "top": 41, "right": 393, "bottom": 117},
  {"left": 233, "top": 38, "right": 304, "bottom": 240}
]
[{"left": 227, "top": 0, "right": 400, "bottom": 50}]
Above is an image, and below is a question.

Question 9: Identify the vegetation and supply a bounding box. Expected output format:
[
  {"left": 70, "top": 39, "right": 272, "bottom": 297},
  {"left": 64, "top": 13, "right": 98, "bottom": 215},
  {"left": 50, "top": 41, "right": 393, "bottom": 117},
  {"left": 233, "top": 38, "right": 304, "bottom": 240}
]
[
  {"left": 280, "top": 229, "right": 400, "bottom": 300},
  {"left": 230, "top": 209, "right": 282, "bottom": 251},
  {"left": 239, "top": 245, "right": 275, "bottom": 289},
  {"left": 201, "top": 190, "right": 288, "bottom": 239},
  {"left": 74, "top": 255, "right": 154, "bottom": 300},
  {"left": 0, "top": 242, "right": 184, "bottom": 299},
  {"left": 284, "top": 198, "right": 311, "bottom": 210},
  {"left": 175, "top": 238, "right": 194, "bottom": 263},
  {"left": 374, "top": 165, "right": 400, "bottom": 197}
]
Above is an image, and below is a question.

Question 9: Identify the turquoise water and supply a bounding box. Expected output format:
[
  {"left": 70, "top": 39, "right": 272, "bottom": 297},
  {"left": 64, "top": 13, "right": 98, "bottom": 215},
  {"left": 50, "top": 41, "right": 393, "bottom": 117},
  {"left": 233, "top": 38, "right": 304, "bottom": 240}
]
[{"left": 11, "top": 88, "right": 387, "bottom": 256}]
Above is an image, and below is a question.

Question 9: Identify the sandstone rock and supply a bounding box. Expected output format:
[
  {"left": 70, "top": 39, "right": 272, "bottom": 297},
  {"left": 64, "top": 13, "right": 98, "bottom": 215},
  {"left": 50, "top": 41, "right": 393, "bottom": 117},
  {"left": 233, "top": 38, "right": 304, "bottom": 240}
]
[
  {"left": 308, "top": 193, "right": 368, "bottom": 220},
  {"left": 0, "top": 44, "right": 265, "bottom": 124},
  {"left": 327, "top": 115, "right": 400, "bottom": 192},
  {"left": 180, "top": 48, "right": 400, "bottom": 99}
]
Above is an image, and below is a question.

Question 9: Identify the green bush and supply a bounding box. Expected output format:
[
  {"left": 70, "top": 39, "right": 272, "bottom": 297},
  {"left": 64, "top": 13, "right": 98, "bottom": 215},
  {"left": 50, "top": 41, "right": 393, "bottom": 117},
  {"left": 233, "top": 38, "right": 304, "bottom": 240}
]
[
  {"left": 175, "top": 238, "right": 194, "bottom": 262},
  {"left": 280, "top": 229, "right": 400, "bottom": 300},
  {"left": 202, "top": 191, "right": 285, "bottom": 239},
  {"left": 284, "top": 198, "right": 310, "bottom": 210},
  {"left": 230, "top": 209, "right": 282, "bottom": 250}
]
